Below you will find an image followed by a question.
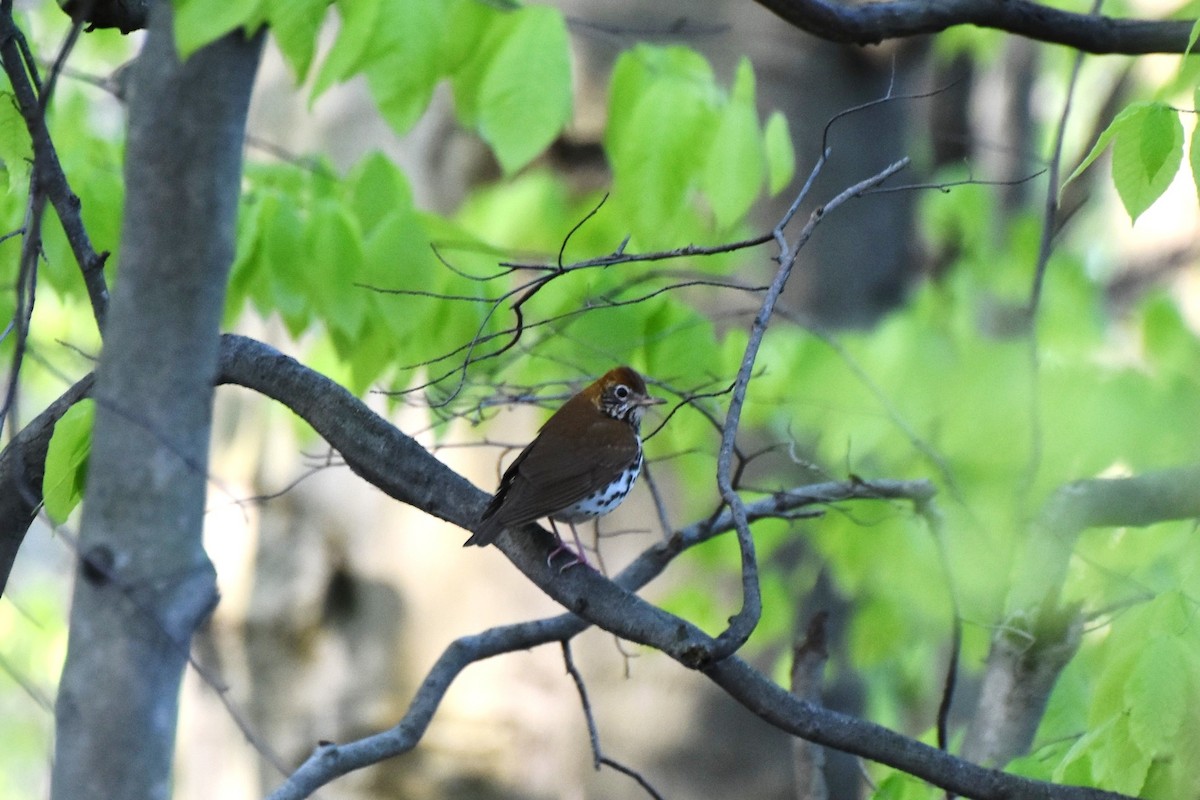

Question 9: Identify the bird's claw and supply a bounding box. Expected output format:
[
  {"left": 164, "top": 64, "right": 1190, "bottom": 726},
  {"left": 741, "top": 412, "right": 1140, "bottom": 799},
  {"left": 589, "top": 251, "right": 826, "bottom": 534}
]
[{"left": 546, "top": 542, "right": 589, "bottom": 572}]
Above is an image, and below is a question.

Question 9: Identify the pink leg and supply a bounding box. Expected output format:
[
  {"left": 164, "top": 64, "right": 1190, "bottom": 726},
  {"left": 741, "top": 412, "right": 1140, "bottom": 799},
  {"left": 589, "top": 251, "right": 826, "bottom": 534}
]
[{"left": 546, "top": 520, "right": 590, "bottom": 570}]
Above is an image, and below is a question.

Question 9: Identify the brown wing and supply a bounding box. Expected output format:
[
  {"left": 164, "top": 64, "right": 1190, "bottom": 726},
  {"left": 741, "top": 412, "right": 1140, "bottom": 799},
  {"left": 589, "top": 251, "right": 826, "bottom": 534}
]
[
  {"left": 500, "top": 431, "right": 636, "bottom": 527},
  {"left": 484, "top": 405, "right": 638, "bottom": 530}
]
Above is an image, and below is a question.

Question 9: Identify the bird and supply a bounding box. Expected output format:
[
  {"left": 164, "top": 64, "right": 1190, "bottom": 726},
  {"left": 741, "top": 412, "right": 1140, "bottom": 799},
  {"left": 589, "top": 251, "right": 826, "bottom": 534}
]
[{"left": 465, "top": 366, "right": 665, "bottom": 558}]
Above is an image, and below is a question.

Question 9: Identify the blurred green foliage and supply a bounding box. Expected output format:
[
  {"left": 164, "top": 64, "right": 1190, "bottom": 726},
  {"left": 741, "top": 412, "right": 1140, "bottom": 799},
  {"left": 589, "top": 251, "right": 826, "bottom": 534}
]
[{"left": 0, "top": 583, "right": 67, "bottom": 800}]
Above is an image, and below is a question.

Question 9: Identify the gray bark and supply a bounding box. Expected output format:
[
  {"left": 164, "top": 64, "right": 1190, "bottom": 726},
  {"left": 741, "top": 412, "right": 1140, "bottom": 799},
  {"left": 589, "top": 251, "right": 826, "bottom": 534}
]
[{"left": 50, "top": 4, "right": 262, "bottom": 799}]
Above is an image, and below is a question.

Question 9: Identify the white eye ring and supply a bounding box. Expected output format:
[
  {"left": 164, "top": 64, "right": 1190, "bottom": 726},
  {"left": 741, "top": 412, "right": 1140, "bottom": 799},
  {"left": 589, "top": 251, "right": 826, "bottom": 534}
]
[{"left": 614, "top": 384, "right": 630, "bottom": 400}]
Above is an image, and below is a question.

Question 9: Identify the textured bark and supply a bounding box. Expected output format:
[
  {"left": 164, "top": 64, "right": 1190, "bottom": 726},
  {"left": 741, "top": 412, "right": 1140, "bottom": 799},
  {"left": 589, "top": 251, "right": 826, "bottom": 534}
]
[
  {"left": 962, "top": 607, "right": 1082, "bottom": 767},
  {"left": 49, "top": 5, "right": 262, "bottom": 799}
]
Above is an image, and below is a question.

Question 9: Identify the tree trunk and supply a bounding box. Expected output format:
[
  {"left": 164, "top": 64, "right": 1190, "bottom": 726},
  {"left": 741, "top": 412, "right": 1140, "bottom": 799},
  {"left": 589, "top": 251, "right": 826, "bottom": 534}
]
[{"left": 50, "top": 4, "right": 262, "bottom": 798}]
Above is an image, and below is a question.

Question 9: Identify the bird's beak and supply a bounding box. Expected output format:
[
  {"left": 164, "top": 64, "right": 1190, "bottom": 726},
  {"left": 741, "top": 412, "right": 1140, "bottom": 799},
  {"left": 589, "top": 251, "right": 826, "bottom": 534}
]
[{"left": 638, "top": 395, "right": 667, "bottom": 407}]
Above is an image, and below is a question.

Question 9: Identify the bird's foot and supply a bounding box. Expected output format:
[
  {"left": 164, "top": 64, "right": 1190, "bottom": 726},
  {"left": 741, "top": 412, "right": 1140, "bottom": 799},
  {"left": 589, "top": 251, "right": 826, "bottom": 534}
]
[
  {"left": 546, "top": 520, "right": 592, "bottom": 571},
  {"left": 546, "top": 542, "right": 588, "bottom": 571}
]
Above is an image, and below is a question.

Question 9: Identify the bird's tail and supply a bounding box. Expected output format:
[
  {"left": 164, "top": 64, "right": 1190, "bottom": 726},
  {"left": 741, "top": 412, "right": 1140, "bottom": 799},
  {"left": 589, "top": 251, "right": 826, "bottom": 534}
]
[{"left": 463, "top": 515, "right": 502, "bottom": 547}]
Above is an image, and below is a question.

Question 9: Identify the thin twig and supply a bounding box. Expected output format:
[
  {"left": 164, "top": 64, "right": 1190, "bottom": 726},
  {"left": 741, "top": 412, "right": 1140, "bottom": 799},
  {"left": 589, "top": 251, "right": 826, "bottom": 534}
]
[
  {"left": 710, "top": 155, "right": 911, "bottom": 662},
  {"left": 0, "top": 7, "right": 110, "bottom": 331}
]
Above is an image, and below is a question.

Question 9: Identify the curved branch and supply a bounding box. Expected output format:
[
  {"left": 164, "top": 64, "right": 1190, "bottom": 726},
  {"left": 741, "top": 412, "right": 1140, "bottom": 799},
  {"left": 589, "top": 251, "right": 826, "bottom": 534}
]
[
  {"left": 755, "top": 0, "right": 1194, "bottom": 54},
  {"left": 0, "top": 372, "right": 93, "bottom": 589},
  {"left": 711, "top": 156, "right": 912, "bottom": 660}
]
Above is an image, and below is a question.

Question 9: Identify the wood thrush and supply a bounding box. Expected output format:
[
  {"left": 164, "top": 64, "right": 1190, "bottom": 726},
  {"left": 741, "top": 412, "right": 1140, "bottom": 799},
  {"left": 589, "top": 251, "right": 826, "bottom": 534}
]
[{"left": 465, "top": 366, "right": 664, "bottom": 551}]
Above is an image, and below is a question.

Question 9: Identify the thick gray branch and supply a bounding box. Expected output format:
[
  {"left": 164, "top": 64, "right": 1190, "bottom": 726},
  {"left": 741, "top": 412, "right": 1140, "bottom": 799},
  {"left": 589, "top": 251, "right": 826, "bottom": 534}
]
[{"left": 756, "top": 0, "right": 1193, "bottom": 54}]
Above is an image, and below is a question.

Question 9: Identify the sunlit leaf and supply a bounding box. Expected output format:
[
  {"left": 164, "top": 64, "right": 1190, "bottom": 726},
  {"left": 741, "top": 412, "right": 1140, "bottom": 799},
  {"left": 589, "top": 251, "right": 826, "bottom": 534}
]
[
  {"left": 266, "top": 0, "right": 329, "bottom": 79},
  {"left": 451, "top": 5, "right": 571, "bottom": 173},
  {"left": 1111, "top": 103, "right": 1183, "bottom": 222},
  {"left": 43, "top": 400, "right": 95, "bottom": 523},
  {"left": 172, "top": 0, "right": 264, "bottom": 60},
  {"left": 703, "top": 59, "right": 765, "bottom": 229},
  {"left": 311, "top": 0, "right": 383, "bottom": 99},
  {"left": 764, "top": 111, "right": 795, "bottom": 196}
]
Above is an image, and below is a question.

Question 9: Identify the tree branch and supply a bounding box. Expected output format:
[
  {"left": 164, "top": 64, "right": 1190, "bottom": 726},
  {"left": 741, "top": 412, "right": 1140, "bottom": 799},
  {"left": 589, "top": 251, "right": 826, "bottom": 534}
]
[
  {"left": 711, "top": 155, "right": 911, "bottom": 661},
  {"left": 755, "top": 0, "right": 1194, "bottom": 54},
  {"left": 59, "top": 0, "right": 150, "bottom": 33},
  {"left": 0, "top": 372, "right": 93, "bottom": 589},
  {"left": 0, "top": 5, "right": 110, "bottom": 332}
]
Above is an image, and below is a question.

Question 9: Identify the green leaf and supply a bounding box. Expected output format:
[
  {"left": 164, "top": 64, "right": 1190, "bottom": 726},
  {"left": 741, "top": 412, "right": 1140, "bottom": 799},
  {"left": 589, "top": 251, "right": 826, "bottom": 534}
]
[
  {"left": 1061, "top": 101, "right": 1171, "bottom": 208},
  {"left": 703, "top": 58, "right": 765, "bottom": 229},
  {"left": 1053, "top": 718, "right": 1109, "bottom": 785},
  {"left": 362, "top": 209, "right": 436, "bottom": 342},
  {"left": 266, "top": 0, "right": 329, "bottom": 80},
  {"left": 1141, "top": 293, "right": 1200, "bottom": 371},
  {"left": 605, "top": 46, "right": 721, "bottom": 244},
  {"left": 1191, "top": 87, "right": 1200, "bottom": 207},
  {"left": 1062, "top": 101, "right": 1183, "bottom": 223},
  {"left": 764, "top": 111, "right": 795, "bottom": 196},
  {"left": 1187, "top": 18, "right": 1200, "bottom": 57},
  {"left": 0, "top": 93, "right": 31, "bottom": 194},
  {"left": 227, "top": 192, "right": 267, "bottom": 322},
  {"left": 43, "top": 400, "right": 95, "bottom": 523},
  {"left": 1079, "top": 592, "right": 1200, "bottom": 797},
  {"left": 1092, "top": 718, "right": 1151, "bottom": 795},
  {"left": 172, "top": 0, "right": 264, "bottom": 60},
  {"left": 451, "top": 6, "right": 572, "bottom": 173},
  {"left": 260, "top": 193, "right": 311, "bottom": 336},
  {"left": 306, "top": 200, "right": 367, "bottom": 339},
  {"left": 1126, "top": 637, "right": 1186, "bottom": 752},
  {"left": 439, "top": 0, "right": 492, "bottom": 78},
  {"left": 347, "top": 151, "right": 414, "bottom": 234},
  {"left": 357, "top": 0, "right": 449, "bottom": 134},
  {"left": 311, "top": 0, "right": 383, "bottom": 100},
  {"left": 1110, "top": 102, "right": 1183, "bottom": 222},
  {"left": 1062, "top": 104, "right": 1136, "bottom": 194},
  {"left": 871, "top": 770, "right": 942, "bottom": 799}
]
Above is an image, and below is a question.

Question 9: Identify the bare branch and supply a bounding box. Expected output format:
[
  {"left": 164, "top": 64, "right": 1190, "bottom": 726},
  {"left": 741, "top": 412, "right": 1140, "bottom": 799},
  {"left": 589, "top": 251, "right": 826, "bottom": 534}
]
[
  {"left": 562, "top": 642, "right": 665, "bottom": 798},
  {"left": 755, "top": 0, "right": 1193, "bottom": 54},
  {"left": 0, "top": 7, "right": 111, "bottom": 331},
  {"left": 265, "top": 616, "right": 594, "bottom": 800},
  {"left": 711, "top": 156, "right": 911, "bottom": 661}
]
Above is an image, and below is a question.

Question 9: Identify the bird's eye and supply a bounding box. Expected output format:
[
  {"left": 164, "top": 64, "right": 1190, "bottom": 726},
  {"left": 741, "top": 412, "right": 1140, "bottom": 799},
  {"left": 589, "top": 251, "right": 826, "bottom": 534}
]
[{"left": 614, "top": 384, "right": 630, "bottom": 400}]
